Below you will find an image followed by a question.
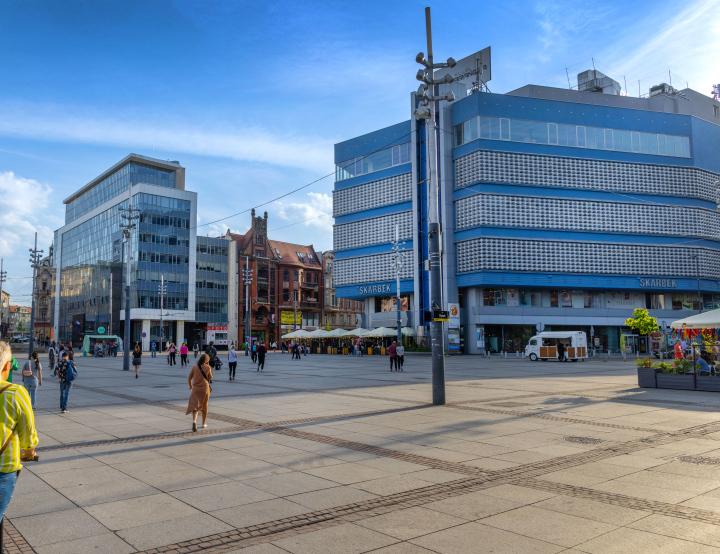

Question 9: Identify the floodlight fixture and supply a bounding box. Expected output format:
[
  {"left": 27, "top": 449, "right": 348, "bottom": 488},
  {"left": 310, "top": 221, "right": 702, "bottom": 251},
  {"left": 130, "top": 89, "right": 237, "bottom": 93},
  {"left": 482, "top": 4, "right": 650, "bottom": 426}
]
[{"left": 415, "top": 52, "right": 426, "bottom": 65}]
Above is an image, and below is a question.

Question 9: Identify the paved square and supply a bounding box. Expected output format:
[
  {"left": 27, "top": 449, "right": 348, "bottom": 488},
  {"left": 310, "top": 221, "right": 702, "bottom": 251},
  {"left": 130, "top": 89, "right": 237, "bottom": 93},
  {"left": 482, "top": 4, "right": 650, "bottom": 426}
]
[{"left": 7, "top": 351, "right": 720, "bottom": 553}]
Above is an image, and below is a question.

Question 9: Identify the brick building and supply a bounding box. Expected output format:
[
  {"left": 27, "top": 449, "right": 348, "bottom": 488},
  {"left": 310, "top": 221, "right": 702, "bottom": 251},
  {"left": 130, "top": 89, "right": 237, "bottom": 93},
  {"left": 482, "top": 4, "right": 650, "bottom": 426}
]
[{"left": 226, "top": 210, "right": 322, "bottom": 347}]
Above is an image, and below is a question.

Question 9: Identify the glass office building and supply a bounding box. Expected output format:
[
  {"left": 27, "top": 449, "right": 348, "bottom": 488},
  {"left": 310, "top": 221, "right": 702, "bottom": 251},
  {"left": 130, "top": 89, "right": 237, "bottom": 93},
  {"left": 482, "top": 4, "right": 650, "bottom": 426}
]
[
  {"left": 53, "top": 154, "right": 230, "bottom": 349},
  {"left": 332, "top": 65, "right": 720, "bottom": 354}
]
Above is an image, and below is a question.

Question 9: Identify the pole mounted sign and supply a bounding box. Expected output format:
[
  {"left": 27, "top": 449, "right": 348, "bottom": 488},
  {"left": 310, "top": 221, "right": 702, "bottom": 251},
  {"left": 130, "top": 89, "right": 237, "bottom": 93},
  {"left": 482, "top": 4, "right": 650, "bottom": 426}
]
[{"left": 433, "top": 310, "right": 449, "bottom": 322}]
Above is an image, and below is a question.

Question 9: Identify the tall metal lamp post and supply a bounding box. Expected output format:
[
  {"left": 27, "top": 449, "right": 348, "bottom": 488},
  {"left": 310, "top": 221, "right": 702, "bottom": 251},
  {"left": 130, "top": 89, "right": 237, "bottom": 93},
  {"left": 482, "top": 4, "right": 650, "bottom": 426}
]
[
  {"left": 0, "top": 259, "right": 7, "bottom": 338},
  {"left": 119, "top": 189, "right": 140, "bottom": 371},
  {"left": 28, "top": 233, "right": 43, "bottom": 358},
  {"left": 243, "top": 256, "right": 253, "bottom": 355},
  {"left": 158, "top": 275, "right": 167, "bottom": 351},
  {"left": 391, "top": 224, "right": 406, "bottom": 345}
]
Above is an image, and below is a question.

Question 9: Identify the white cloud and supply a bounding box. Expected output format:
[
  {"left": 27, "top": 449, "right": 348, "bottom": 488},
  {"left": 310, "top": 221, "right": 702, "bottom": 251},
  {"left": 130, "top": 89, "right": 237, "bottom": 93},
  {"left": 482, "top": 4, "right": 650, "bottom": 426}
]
[
  {"left": 0, "top": 102, "right": 334, "bottom": 174},
  {"left": 276, "top": 192, "right": 333, "bottom": 234},
  {"left": 0, "top": 172, "right": 55, "bottom": 257}
]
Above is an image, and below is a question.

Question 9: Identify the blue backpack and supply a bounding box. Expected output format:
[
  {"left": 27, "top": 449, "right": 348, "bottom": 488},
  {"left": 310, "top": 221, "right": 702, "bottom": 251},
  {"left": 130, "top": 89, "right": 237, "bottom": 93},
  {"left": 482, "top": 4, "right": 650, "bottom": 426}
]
[{"left": 65, "top": 360, "right": 78, "bottom": 382}]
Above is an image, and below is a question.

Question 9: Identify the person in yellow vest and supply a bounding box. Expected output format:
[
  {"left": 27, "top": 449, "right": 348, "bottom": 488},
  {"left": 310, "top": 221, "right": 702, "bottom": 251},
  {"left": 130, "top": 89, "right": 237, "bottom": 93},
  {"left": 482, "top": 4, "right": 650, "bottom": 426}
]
[{"left": 0, "top": 342, "right": 39, "bottom": 519}]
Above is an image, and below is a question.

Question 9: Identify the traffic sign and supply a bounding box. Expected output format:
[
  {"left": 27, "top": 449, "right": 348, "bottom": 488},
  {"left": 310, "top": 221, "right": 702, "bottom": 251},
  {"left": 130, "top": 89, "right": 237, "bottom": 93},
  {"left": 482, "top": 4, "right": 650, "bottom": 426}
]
[
  {"left": 98, "top": 326, "right": 105, "bottom": 334},
  {"left": 141, "top": 332, "right": 147, "bottom": 338}
]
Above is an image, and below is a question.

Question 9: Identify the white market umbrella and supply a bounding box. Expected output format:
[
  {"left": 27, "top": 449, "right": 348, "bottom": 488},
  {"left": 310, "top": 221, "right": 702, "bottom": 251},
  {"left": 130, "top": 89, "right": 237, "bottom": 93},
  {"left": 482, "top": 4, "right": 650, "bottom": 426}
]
[
  {"left": 671, "top": 308, "right": 720, "bottom": 330},
  {"left": 360, "top": 327, "right": 398, "bottom": 338},
  {"left": 342, "top": 328, "right": 369, "bottom": 337},
  {"left": 326, "top": 328, "right": 350, "bottom": 337},
  {"left": 401, "top": 327, "right": 416, "bottom": 336},
  {"left": 284, "top": 330, "right": 310, "bottom": 339},
  {"left": 305, "top": 329, "right": 330, "bottom": 339}
]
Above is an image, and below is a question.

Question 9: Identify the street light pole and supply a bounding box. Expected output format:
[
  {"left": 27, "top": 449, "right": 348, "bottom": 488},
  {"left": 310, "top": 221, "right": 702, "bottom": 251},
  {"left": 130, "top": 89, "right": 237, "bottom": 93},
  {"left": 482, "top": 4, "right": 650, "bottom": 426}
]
[
  {"left": 243, "top": 256, "right": 252, "bottom": 356},
  {"left": 159, "top": 275, "right": 167, "bottom": 351},
  {"left": 415, "top": 7, "right": 456, "bottom": 406},
  {"left": 119, "top": 186, "right": 140, "bottom": 371},
  {"left": 696, "top": 254, "right": 702, "bottom": 313},
  {"left": 391, "top": 224, "right": 406, "bottom": 345},
  {"left": 28, "top": 233, "right": 43, "bottom": 358}
]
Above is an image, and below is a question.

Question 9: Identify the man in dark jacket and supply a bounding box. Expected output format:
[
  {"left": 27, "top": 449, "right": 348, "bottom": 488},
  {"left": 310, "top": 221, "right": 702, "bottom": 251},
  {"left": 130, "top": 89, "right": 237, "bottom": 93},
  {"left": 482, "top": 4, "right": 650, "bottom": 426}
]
[{"left": 257, "top": 342, "right": 267, "bottom": 371}]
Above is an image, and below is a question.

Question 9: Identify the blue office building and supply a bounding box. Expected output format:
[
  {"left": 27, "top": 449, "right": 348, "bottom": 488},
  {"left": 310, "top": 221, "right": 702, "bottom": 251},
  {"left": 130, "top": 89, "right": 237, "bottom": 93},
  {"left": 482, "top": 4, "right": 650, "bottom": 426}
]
[{"left": 332, "top": 67, "right": 720, "bottom": 354}]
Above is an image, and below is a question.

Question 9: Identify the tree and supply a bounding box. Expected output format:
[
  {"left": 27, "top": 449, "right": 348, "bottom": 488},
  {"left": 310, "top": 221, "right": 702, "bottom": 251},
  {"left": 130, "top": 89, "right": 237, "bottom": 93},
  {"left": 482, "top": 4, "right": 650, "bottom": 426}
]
[{"left": 625, "top": 308, "right": 659, "bottom": 356}]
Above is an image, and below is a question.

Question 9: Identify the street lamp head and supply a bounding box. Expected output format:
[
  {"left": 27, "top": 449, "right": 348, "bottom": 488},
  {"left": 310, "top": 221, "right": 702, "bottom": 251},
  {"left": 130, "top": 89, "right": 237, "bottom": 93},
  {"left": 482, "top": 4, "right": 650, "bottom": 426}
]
[
  {"left": 443, "top": 73, "right": 453, "bottom": 84},
  {"left": 415, "top": 52, "right": 426, "bottom": 65},
  {"left": 446, "top": 57, "right": 457, "bottom": 68},
  {"left": 416, "top": 69, "right": 426, "bottom": 82},
  {"left": 445, "top": 91, "right": 455, "bottom": 102}
]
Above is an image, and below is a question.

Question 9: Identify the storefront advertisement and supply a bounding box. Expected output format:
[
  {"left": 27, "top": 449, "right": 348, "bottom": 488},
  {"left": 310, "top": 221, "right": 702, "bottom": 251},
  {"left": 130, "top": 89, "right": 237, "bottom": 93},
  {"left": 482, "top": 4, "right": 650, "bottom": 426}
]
[
  {"left": 606, "top": 292, "right": 645, "bottom": 309},
  {"left": 448, "top": 303, "right": 460, "bottom": 327},
  {"left": 448, "top": 328, "right": 460, "bottom": 351},
  {"left": 476, "top": 325, "right": 485, "bottom": 351},
  {"left": 380, "top": 296, "right": 409, "bottom": 312},
  {"left": 560, "top": 291, "right": 573, "bottom": 308},
  {"left": 505, "top": 289, "right": 519, "bottom": 307},
  {"left": 494, "top": 290, "right": 507, "bottom": 306},
  {"left": 280, "top": 311, "right": 301, "bottom": 325}
]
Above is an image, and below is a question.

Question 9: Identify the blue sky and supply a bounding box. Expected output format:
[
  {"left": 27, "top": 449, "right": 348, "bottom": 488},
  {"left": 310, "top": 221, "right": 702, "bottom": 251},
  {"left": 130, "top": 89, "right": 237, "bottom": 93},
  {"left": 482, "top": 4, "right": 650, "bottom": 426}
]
[{"left": 1, "top": 0, "right": 718, "bottom": 305}]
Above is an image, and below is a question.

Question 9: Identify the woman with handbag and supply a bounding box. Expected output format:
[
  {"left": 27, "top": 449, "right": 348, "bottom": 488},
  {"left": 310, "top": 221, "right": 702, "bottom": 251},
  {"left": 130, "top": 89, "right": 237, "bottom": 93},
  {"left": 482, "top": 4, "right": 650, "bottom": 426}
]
[
  {"left": 132, "top": 344, "right": 142, "bottom": 378},
  {"left": 22, "top": 352, "right": 42, "bottom": 410},
  {"left": 187, "top": 353, "right": 213, "bottom": 432}
]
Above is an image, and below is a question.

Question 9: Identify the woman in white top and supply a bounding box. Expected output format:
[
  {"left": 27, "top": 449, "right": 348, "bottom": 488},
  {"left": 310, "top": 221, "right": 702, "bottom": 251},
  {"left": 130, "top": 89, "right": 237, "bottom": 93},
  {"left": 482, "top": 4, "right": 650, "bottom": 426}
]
[
  {"left": 228, "top": 345, "right": 238, "bottom": 380},
  {"left": 22, "top": 351, "right": 43, "bottom": 409}
]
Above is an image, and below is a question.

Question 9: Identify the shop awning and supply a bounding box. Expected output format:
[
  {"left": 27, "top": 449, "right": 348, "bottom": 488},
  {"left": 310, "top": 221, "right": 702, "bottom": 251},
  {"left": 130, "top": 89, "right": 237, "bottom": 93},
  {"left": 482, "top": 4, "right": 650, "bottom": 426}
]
[{"left": 671, "top": 309, "right": 720, "bottom": 330}]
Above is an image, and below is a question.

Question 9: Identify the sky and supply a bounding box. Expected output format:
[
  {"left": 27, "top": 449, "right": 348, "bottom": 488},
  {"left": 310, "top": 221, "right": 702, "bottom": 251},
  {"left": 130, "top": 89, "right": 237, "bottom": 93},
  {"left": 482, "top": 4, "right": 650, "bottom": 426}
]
[{"left": 1, "top": 0, "right": 719, "bottom": 305}]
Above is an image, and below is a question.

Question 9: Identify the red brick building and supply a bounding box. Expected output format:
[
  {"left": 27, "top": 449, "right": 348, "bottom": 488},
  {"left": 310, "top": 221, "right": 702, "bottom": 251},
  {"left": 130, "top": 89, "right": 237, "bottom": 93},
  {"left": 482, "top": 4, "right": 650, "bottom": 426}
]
[{"left": 226, "top": 210, "right": 322, "bottom": 347}]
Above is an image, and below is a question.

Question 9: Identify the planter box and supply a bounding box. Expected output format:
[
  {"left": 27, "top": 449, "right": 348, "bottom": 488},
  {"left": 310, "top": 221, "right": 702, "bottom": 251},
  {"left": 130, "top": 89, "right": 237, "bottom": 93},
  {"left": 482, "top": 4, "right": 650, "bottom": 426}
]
[
  {"left": 637, "top": 367, "right": 657, "bottom": 388},
  {"left": 656, "top": 373, "right": 695, "bottom": 390},
  {"left": 696, "top": 376, "right": 720, "bottom": 392}
]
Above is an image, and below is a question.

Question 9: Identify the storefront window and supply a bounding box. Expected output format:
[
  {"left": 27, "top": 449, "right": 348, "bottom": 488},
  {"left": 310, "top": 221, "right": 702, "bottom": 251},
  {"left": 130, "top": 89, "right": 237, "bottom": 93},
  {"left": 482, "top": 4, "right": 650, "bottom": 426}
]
[
  {"left": 375, "top": 296, "right": 409, "bottom": 312},
  {"left": 483, "top": 289, "right": 495, "bottom": 306},
  {"left": 550, "top": 290, "right": 559, "bottom": 308}
]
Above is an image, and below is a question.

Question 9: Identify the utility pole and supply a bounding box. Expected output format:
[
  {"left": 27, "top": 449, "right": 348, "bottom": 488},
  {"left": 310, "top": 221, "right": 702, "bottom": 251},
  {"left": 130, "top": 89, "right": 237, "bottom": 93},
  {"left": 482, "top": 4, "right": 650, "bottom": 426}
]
[
  {"left": 415, "top": 7, "right": 456, "bottom": 406},
  {"left": 108, "top": 273, "right": 112, "bottom": 336},
  {"left": 391, "top": 223, "right": 406, "bottom": 345},
  {"left": 0, "top": 259, "right": 6, "bottom": 339},
  {"left": 159, "top": 275, "right": 167, "bottom": 351},
  {"left": 28, "top": 233, "right": 43, "bottom": 358},
  {"left": 293, "top": 294, "right": 298, "bottom": 332},
  {"left": 243, "top": 256, "right": 252, "bottom": 355},
  {"left": 119, "top": 187, "right": 140, "bottom": 370}
]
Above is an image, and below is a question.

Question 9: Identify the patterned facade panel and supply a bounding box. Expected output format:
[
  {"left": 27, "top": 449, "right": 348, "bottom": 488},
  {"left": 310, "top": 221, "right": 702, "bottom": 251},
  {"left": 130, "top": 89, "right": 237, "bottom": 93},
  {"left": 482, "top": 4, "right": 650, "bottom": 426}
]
[
  {"left": 455, "top": 150, "right": 718, "bottom": 202},
  {"left": 334, "top": 253, "right": 413, "bottom": 287},
  {"left": 457, "top": 238, "right": 720, "bottom": 280},
  {"left": 333, "top": 173, "right": 412, "bottom": 217},
  {"left": 456, "top": 194, "right": 720, "bottom": 238},
  {"left": 334, "top": 211, "right": 413, "bottom": 251}
]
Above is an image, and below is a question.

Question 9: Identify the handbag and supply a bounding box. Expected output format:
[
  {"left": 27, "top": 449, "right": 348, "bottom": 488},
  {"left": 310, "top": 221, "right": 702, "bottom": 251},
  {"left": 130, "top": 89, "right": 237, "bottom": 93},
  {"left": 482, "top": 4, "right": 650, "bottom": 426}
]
[
  {"left": 198, "top": 366, "right": 213, "bottom": 392},
  {"left": 22, "top": 362, "right": 34, "bottom": 377}
]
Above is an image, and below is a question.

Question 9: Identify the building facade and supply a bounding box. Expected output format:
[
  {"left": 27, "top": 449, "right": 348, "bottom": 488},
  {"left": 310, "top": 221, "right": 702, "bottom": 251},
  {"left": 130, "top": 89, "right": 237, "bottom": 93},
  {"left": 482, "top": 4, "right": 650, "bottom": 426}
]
[
  {"left": 227, "top": 210, "right": 322, "bottom": 346},
  {"left": 34, "top": 245, "right": 54, "bottom": 341},
  {"left": 53, "top": 154, "right": 229, "bottom": 350},
  {"left": 9, "top": 306, "right": 31, "bottom": 335},
  {"left": 321, "top": 251, "right": 364, "bottom": 330},
  {"left": 0, "top": 291, "right": 9, "bottom": 337},
  {"left": 333, "top": 63, "right": 720, "bottom": 354}
]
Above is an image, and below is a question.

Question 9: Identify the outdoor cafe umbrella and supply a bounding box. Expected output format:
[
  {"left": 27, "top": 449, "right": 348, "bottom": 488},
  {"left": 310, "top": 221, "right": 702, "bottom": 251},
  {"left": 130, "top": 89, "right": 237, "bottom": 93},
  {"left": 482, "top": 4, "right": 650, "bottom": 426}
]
[
  {"left": 671, "top": 308, "right": 720, "bottom": 330},
  {"left": 284, "top": 330, "right": 311, "bottom": 339},
  {"left": 325, "top": 328, "right": 350, "bottom": 338},
  {"left": 340, "top": 328, "right": 369, "bottom": 337},
  {"left": 401, "top": 327, "right": 416, "bottom": 336},
  {"left": 305, "top": 329, "right": 330, "bottom": 339},
  {"left": 359, "top": 327, "right": 398, "bottom": 338}
]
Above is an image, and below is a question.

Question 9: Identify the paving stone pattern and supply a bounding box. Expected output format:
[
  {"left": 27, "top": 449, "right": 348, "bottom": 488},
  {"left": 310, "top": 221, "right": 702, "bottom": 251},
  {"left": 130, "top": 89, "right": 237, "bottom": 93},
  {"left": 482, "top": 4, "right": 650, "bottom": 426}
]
[{"left": 10, "top": 354, "right": 720, "bottom": 553}]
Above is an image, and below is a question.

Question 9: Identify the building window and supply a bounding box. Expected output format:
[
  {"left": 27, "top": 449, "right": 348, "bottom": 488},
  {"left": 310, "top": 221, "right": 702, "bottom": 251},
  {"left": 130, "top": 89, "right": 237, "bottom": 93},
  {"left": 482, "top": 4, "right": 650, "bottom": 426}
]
[
  {"left": 255, "top": 249, "right": 264, "bottom": 257},
  {"left": 283, "top": 289, "right": 289, "bottom": 302},
  {"left": 283, "top": 270, "right": 289, "bottom": 282},
  {"left": 296, "top": 252, "right": 304, "bottom": 262},
  {"left": 314, "top": 274, "right": 318, "bottom": 284},
  {"left": 306, "top": 253, "right": 314, "bottom": 264},
  {"left": 293, "top": 270, "right": 298, "bottom": 282},
  {"left": 714, "top": 105, "right": 720, "bottom": 118},
  {"left": 256, "top": 236, "right": 262, "bottom": 245}
]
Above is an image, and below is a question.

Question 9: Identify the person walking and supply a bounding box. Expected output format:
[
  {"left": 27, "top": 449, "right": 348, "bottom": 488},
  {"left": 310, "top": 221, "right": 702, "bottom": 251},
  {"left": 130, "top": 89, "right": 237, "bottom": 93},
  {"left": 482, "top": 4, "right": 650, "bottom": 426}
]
[
  {"left": 168, "top": 343, "right": 177, "bottom": 366},
  {"left": 228, "top": 344, "right": 237, "bottom": 380},
  {"left": 251, "top": 341, "right": 257, "bottom": 363},
  {"left": 388, "top": 341, "right": 397, "bottom": 371},
  {"left": 193, "top": 342, "right": 199, "bottom": 358},
  {"left": 48, "top": 341, "right": 57, "bottom": 373},
  {"left": 151, "top": 341, "right": 156, "bottom": 358},
  {"left": 22, "top": 352, "right": 43, "bottom": 410},
  {"left": 396, "top": 342, "right": 405, "bottom": 371},
  {"left": 132, "top": 344, "right": 142, "bottom": 378},
  {"left": 186, "top": 353, "right": 213, "bottom": 432},
  {"left": 205, "top": 341, "right": 217, "bottom": 370},
  {"left": 257, "top": 342, "right": 266, "bottom": 372},
  {"left": 180, "top": 342, "right": 189, "bottom": 367},
  {"left": 674, "top": 339, "right": 684, "bottom": 359},
  {"left": 56, "top": 351, "right": 77, "bottom": 412},
  {"left": 0, "top": 342, "right": 39, "bottom": 521}
]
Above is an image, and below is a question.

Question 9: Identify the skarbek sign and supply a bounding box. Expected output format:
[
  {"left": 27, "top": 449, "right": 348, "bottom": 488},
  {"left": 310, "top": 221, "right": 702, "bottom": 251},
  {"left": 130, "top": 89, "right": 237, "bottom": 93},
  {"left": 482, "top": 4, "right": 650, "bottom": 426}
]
[
  {"left": 359, "top": 284, "right": 392, "bottom": 294},
  {"left": 639, "top": 278, "right": 677, "bottom": 288}
]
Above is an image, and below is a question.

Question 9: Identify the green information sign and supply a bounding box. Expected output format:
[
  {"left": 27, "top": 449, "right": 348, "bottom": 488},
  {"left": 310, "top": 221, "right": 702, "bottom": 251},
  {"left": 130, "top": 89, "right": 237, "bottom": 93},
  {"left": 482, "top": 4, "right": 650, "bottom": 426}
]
[{"left": 98, "top": 326, "right": 106, "bottom": 334}]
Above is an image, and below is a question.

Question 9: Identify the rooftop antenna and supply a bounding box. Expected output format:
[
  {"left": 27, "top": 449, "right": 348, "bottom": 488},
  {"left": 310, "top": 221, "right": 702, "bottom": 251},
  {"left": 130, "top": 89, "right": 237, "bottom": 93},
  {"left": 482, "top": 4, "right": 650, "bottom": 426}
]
[
  {"left": 592, "top": 58, "right": 595, "bottom": 71},
  {"left": 565, "top": 68, "right": 571, "bottom": 89}
]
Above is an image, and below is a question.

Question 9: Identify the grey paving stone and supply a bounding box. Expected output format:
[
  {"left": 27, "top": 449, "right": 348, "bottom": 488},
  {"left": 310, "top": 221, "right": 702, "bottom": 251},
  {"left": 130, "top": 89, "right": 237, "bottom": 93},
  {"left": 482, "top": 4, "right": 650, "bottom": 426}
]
[
  {"left": 117, "top": 513, "right": 233, "bottom": 550},
  {"left": 84, "top": 492, "right": 201, "bottom": 530},
  {"left": 11, "top": 507, "right": 110, "bottom": 547},
  {"left": 34, "top": 532, "right": 137, "bottom": 554},
  {"left": 272, "top": 522, "right": 398, "bottom": 553}
]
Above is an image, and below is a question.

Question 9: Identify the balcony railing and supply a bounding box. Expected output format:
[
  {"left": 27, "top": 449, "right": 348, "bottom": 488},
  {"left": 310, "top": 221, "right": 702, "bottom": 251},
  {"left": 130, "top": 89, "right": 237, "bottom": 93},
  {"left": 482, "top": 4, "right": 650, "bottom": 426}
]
[{"left": 300, "top": 281, "right": 318, "bottom": 289}]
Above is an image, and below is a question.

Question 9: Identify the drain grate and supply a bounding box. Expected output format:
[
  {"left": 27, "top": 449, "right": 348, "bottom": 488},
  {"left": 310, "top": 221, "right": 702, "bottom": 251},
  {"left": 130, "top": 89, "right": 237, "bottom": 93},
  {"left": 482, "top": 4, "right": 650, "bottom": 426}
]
[
  {"left": 676, "top": 455, "right": 720, "bottom": 465},
  {"left": 488, "top": 402, "right": 530, "bottom": 408},
  {"left": 565, "top": 436, "right": 604, "bottom": 445}
]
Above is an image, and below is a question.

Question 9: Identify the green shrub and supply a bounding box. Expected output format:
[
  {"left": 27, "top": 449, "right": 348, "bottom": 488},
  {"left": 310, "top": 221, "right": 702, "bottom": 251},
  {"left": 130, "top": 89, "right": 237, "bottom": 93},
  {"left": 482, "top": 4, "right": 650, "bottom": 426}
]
[
  {"left": 673, "top": 359, "right": 692, "bottom": 374},
  {"left": 655, "top": 362, "right": 673, "bottom": 374},
  {"left": 636, "top": 357, "right": 653, "bottom": 368}
]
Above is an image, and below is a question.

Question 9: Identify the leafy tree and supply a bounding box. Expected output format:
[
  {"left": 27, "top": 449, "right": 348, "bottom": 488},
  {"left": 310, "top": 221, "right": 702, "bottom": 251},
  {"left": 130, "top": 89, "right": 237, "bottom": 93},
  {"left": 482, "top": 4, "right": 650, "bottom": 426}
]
[{"left": 625, "top": 308, "right": 659, "bottom": 335}]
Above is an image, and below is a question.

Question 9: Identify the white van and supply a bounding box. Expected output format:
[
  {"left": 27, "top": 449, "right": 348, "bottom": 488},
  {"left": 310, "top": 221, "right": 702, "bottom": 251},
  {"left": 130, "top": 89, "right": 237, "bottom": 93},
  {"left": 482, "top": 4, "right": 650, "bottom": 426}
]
[{"left": 525, "top": 331, "right": 587, "bottom": 362}]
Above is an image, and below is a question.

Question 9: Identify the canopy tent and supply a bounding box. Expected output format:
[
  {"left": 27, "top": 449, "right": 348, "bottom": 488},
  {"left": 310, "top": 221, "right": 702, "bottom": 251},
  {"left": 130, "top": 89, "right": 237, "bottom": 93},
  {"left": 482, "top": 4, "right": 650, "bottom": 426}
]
[
  {"left": 671, "top": 309, "right": 720, "bottom": 330},
  {"left": 283, "top": 330, "right": 311, "bottom": 339},
  {"left": 325, "top": 328, "right": 350, "bottom": 338},
  {"left": 340, "top": 328, "right": 369, "bottom": 337},
  {"left": 401, "top": 327, "right": 416, "bottom": 336},
  {"left": 304, "top": 329, "right": 330, "bottom": 339},
  {"left": 359, "top": 327, "right": 398, "bottom": 338}
]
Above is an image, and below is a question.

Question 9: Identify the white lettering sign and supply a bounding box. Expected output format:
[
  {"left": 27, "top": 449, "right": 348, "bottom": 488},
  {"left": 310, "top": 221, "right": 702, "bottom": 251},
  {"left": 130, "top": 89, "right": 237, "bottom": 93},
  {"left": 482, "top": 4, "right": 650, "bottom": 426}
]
[
  {"left": 359, "top": 284, "right": 392, "bottom": 295},
  {"left": 638, "top": 278, "right": 677, "bottom": 288}
]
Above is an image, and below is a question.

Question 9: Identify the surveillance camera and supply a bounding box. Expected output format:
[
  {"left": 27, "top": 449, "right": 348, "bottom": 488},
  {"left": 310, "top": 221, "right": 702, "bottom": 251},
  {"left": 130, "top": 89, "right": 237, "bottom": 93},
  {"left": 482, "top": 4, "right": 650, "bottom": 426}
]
[
  {"left": 417, "top": 84, "right": 427, "bottom": 97},
  {"left": 414, "top": 104, "right": 432, "bottom": 120},
  {"left": 445, "top": 91, "right": 455, "bottom": 102},
  {"left": 443, "top": 73, "right": 453, "bottom": 84},
  {"left": 416, "top": 69, "right": 426, "bottom": 82},
  {"left": 415, "top": 52, "right": 426, "bottom": 64},
  {"left": 447, "top": 57, "right": 456, "bottom": 68}
]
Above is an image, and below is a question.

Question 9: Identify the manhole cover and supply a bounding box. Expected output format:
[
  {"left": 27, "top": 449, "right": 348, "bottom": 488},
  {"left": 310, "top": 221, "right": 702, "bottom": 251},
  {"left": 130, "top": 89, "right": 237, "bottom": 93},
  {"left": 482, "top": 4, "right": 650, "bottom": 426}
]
[
  {"left": 565, "top": 436, "right": 603, "bottom": 445},
  {"left": 488, "top": 402, "right": 529, "bottom": 408},
  {"left": 676, "top": 455, "right": 720, "bottom": 465}
]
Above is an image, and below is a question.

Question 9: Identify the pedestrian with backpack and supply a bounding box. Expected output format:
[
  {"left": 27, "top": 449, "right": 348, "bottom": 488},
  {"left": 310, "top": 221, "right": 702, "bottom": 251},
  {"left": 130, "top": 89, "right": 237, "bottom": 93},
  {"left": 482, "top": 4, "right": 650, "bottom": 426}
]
[
  {"left": 251, "top": 341, "right": 257, "bottom": 363},
  {"left": 56, "top": 351, "right": 77, "bottom": 413},
  {"left": 22, "top": 352, "right": 43, "bottom": 410},
  {"left": 132, "top": 344, "right": 142, "bottom": 378},
  {"left": 205, "top": 341, "right": 217, "bottom": 370},
  {"left": 186, "top": 353, "right": 213, "bottom": 432}
]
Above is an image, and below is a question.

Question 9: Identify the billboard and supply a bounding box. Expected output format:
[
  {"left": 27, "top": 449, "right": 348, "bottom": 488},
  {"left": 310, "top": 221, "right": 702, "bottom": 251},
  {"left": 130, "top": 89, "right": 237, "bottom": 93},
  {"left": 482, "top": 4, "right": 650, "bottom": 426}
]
[
  {"left": 281, "top": 311, "right": 301, "bottom": 325},
  {"left": 435, "top": 47, "right": 491, "bottom": 93}
]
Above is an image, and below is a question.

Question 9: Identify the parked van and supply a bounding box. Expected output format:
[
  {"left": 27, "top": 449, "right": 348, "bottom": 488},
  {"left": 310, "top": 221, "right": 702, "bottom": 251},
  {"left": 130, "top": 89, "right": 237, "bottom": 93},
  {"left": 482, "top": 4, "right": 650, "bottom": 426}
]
[{"left": 525, "top": 331, "right": 587, "bottom": 362}]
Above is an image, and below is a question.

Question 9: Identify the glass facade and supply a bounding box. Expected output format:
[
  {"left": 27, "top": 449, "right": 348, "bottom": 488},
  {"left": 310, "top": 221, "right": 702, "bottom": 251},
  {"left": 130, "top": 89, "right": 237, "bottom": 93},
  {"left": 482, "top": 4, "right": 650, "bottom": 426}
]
[
  {"left": 335, "top": 142, "right": 411, "bottom": 181},
  {"left": 195, "top": 236, "right": 229, "bottom": 323},
  {"left": 454, "top": 115, "right": 691, "bottom": 158},
  {"left": 65, "top": 162, "right": 177, "bottom": 224}
]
